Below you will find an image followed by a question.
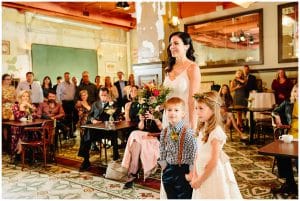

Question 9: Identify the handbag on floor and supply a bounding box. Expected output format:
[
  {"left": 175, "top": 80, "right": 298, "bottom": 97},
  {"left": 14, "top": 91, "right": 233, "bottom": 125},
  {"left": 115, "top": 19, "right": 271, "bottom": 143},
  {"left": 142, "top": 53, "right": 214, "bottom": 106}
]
[{"left": 104, "top": 161, "right": 128, "bottom": 182}]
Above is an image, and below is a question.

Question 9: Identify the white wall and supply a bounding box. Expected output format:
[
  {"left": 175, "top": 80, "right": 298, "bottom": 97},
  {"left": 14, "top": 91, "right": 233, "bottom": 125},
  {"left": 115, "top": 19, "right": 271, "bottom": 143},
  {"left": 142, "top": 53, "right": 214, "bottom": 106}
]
[
  {"left": 181, "top": 2, "right": 298, "bottom": 89},
  {"left": 2, "top": 7, "right": 130, "bottom": 83}
]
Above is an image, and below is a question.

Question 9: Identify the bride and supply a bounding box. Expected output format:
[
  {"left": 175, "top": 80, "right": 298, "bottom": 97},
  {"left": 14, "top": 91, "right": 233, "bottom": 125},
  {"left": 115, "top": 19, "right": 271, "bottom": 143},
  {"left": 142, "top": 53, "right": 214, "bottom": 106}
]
[{"left": 161, "top": 31, "right": 201, "bottom": 198}]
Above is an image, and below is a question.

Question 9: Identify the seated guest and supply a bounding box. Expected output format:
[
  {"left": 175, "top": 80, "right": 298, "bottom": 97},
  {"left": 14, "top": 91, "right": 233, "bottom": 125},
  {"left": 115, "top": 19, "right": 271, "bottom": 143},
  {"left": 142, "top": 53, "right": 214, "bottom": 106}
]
[
  {"left": 122, "top": 110, "right": 162, "bottom": 189},
  {"left": 36, "top": 90, "right": 69, "bottom": 140},
  {"left": 219, "top": 84, "right": 233, "bottom": 108},
  {"left": 271, "top": 84, "right": 298, "bottom": 195},
  {"left": 271, "top": 69, "right": 294, "bottom": 105},
  {"left": 12, "top": 90, "right": 37, "bottom": 155},
  {"left": 220, "top": 105, "right": 248, "bottom": 141},
  {"left": 124, "top": 85, "right": 140, "bottom": 124},
  {"left": 77, "top": 87, "right": 116, "bottom": 172}
]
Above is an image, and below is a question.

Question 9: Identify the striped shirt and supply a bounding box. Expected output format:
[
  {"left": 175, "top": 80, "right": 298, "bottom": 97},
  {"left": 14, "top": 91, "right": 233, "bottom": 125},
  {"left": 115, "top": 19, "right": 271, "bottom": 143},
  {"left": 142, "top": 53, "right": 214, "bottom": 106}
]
[{"left": 158, "top": 120, "right": 197, "bottom": 171}]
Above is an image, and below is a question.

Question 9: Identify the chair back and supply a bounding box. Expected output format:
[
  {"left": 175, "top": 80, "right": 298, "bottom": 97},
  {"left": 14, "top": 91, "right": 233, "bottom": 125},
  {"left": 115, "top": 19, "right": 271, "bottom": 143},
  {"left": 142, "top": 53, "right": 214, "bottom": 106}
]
[
  {"left": 42, "top": 120, "right": 55, "bottom": 145},
  {"left": 271, "top": 114, "right": 290, "bottom": 139}
]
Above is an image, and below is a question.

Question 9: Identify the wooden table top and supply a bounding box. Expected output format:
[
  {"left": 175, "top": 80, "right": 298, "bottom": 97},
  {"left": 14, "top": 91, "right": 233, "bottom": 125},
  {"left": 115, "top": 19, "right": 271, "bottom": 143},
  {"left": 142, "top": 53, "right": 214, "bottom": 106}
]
[
  {"left": 81, "top": 121, "right": 137, "bottom": 131},
  {"left": 2, "top": 119, "right": 46, "bottom": 126},
  {"left": 258, "top": 140, "right": 298, "bottom": 158}
]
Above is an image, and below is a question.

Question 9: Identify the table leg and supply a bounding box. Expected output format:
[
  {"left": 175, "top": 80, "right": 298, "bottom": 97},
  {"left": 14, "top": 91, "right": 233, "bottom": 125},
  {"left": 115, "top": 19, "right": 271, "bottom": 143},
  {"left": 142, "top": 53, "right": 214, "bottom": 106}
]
[
  {"left": 111, "top": 131, "right": 119, "bottom": 160},
  {"left": 249, "top": 110, "right": 254, "bottom": 144}
]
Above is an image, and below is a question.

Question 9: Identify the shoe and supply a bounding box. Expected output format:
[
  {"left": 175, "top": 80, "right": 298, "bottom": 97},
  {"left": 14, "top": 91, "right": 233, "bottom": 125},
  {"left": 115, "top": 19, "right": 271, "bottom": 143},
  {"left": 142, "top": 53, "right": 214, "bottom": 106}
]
[
  {"left": 123, "top": 181, "right": 134, "bottom": 189},
  {"left": 79, "top": 161, "right": 91, "bottom": 172},
  {"left": 271, "top": 183, "right": 289, "bottom": 194},
  {"left": 240, "top": 134, "right": 248, "bottom": 141}
]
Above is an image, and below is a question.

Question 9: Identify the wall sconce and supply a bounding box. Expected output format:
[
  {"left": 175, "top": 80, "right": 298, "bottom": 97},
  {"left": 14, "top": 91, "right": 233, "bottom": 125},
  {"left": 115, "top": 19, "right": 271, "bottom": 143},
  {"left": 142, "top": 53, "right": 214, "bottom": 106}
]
[{"left": 169, "top": 16, "right": 180, "bottom": 27}]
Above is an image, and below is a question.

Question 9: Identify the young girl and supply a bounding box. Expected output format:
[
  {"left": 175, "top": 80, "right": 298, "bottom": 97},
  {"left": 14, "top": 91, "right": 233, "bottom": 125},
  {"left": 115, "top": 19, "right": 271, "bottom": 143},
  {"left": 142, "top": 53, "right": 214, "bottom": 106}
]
[{"left": 187, "top": 91, "right": 242, "bottom": 199}]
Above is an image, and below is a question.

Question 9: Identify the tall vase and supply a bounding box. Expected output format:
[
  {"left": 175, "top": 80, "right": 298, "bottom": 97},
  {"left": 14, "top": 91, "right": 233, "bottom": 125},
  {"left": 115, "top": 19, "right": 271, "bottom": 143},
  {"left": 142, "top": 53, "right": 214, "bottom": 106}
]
[
  {"left": 27, "top": 114, "right": 33, "bottom": 122},
  {"left": 109, "top": 114, "right": 114, "bottom": 122}
]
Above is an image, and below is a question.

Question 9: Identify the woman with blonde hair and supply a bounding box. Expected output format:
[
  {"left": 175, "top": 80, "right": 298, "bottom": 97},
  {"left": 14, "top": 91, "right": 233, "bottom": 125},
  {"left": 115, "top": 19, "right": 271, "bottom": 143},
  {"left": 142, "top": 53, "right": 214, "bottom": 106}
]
[
  {"left": 75, "top": 90, "right": 91, "bottom": 137},
  {"left": 11, "top": 90, "right": 37, "bottom": 159},
  {"left": 104, "top": 76, "right": 119, "bottom": 102}
]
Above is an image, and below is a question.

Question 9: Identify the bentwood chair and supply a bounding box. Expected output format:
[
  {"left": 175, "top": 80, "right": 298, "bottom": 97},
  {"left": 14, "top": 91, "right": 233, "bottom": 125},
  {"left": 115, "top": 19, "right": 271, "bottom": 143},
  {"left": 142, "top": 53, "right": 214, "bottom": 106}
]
[{"left": 21, "top": 120, "right": 55, "bottom": 170}]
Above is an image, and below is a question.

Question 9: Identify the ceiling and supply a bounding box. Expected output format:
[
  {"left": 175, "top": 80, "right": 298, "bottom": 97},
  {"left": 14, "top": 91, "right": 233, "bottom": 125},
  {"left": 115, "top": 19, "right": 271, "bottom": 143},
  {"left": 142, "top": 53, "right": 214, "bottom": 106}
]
[{"left": 2, "top": 2, "right": 241, "bottom": 31}]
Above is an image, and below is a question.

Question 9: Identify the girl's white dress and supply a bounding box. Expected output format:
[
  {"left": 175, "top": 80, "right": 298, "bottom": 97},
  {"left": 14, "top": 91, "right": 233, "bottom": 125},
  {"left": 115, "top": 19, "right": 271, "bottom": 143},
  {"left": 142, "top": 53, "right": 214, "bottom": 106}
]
[{"left": 192, "top": 125, "right": 242, "bottom": 199}]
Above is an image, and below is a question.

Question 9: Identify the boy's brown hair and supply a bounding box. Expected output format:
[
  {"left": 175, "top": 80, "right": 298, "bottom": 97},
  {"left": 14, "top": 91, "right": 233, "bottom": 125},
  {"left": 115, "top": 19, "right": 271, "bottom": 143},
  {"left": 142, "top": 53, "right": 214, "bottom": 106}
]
[{"left": 164, "top": 97, "right": 185, "bottom": 110}]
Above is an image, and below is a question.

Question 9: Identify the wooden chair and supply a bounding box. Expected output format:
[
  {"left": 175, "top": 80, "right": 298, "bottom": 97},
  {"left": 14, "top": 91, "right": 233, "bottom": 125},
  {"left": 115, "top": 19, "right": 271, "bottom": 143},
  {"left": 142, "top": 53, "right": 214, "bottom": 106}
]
[{"left": 21, "top": 120, "right": 55, "bottom": 170}]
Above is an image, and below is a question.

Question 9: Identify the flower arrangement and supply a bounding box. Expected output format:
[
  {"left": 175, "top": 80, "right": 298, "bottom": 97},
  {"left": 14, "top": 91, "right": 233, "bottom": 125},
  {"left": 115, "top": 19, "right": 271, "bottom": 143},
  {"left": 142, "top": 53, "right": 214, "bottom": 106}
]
[
  {"left": 105, "top": 102, "right": 116, "bottom": 122},
  {"left": 24, "top": 105, "right": 34, "bottom": 121},
  {"left": 138, "top": 83, "right": 171, "bottom": 119}
]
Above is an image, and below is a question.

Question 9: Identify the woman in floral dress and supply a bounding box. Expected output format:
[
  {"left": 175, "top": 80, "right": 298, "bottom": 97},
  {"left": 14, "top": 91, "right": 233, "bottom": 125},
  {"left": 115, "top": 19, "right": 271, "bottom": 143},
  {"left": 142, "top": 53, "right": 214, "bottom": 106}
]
[{"left": 2, "top": 74, "right": 16, "bottom": 120}]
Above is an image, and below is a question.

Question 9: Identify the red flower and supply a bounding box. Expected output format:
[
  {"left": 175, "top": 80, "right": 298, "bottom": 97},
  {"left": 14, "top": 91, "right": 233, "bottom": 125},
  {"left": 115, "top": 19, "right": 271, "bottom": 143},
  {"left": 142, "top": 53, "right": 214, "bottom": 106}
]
[{"left": 152, "top": 89, "right": 160, "bottom": 97}]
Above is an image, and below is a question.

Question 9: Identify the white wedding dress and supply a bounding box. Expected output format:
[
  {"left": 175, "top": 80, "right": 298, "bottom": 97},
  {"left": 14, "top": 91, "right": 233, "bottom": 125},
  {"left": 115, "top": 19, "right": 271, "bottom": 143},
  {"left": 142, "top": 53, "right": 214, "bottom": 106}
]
[
  {"left": 192, "top": 126, "right": 242, "bottom": 199},
  {"left": 160, "top": 67, "right": 190, "bottom": 199},
  {"left": 162, "top": 67, "right": 190, "bottom": 128}
]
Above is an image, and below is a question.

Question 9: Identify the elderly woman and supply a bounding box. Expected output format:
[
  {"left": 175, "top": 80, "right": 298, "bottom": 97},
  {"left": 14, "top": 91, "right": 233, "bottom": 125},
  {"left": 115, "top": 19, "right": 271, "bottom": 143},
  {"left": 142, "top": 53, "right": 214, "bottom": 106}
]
[{"left": 11, "top": 90, "right": 37, "bottom": 156}]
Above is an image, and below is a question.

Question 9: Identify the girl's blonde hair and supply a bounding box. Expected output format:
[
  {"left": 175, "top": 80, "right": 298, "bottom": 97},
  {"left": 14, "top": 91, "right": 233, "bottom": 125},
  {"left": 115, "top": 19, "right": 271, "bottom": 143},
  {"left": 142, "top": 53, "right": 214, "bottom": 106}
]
[
  {"left": 17, "top": 90, "right": 32, "bottom": 103},
  {"left": 193, "top": 91, "right": 223, "bottom": 143}
]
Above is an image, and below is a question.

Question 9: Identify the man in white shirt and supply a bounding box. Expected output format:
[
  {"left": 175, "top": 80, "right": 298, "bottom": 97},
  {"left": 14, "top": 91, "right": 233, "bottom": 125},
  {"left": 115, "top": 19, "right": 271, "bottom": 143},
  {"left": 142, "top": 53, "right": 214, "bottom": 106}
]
[
  {"left": 16, "top": 72, "right": 43, "bottom": 105},
  {"left": 56, "top": 72, "right": 77, "bottom": 137}
]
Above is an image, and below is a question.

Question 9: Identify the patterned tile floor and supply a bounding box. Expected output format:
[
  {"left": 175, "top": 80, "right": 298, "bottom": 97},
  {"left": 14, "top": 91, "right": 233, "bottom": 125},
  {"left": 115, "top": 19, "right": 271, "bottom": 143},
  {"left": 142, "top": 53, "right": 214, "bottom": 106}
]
[{"left": 2, "top": 130, "right": 298, "bottom": 199}]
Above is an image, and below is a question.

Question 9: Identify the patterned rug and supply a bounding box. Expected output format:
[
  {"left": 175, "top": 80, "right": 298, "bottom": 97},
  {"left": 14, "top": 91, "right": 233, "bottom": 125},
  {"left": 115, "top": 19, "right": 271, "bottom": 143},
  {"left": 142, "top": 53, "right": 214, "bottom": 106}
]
[
  {"left": 2, "top": 155, "right": 159, "bottom": 199},
  {"left": 2, "top": 130, "right": 298, "bottom": 199}
]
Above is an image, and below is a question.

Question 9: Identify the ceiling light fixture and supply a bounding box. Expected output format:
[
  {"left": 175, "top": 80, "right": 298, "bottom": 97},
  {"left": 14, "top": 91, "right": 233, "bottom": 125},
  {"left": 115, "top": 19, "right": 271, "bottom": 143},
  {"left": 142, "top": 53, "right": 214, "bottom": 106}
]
[
  {"left": 116, "top": 2, "right": 130, "bottom": 10},
  {"left": 249, "top": 35, "right": 254, "bottom": 44},
  {"left": 239, "top": 31, "right": 246, "bottom": 42}
]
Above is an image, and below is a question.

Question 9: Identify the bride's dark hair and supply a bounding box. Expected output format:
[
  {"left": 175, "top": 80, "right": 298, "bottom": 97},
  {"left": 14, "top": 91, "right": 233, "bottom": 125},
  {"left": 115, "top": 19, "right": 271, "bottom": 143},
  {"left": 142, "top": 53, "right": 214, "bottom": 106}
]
[{"left": 165, "top": 31, "right": 196, "bottom": 73}]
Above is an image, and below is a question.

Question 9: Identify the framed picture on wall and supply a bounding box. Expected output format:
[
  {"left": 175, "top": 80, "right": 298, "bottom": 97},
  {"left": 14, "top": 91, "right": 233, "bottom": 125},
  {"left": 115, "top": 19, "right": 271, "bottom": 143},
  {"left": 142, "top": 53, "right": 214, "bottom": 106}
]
[
  {"left": 2, "top": 40, "right": 10, "bottom": 55},
  {"left": 138, "top": 74, "right": 158, "bottom": 86},
  {"left": 105, "top": 62, "right": 116, "bottom": 73}
]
